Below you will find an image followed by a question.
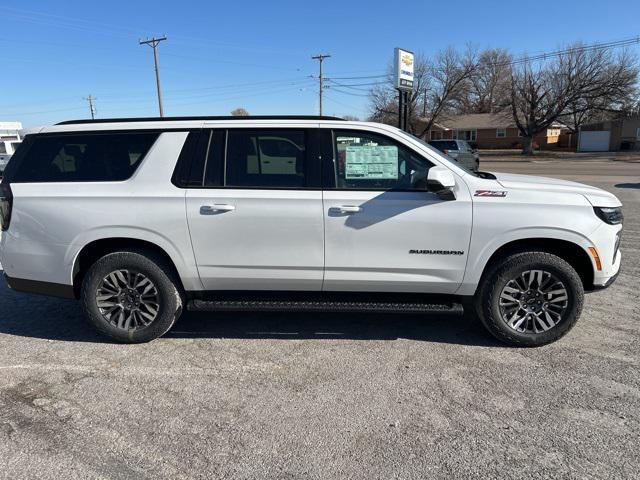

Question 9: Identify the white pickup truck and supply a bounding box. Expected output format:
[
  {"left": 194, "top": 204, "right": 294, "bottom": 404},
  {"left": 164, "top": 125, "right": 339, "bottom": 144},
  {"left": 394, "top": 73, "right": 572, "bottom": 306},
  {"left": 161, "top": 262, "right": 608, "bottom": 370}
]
[{"left": 0, "top": 116, "right": 622, "bottom": 345}]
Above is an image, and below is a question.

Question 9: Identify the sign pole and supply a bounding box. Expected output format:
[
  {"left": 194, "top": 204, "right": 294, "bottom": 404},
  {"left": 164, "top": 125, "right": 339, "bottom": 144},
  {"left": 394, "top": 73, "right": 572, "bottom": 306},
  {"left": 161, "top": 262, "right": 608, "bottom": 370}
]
[
  {"left": 403, "top": 91, "right": 410, "bottom": 132},
  {"left": 398, "top": 89, "right": 404, "bottom": 129},
  {"left": 394, "top": 47, "right": 415, "bottom": 133}
]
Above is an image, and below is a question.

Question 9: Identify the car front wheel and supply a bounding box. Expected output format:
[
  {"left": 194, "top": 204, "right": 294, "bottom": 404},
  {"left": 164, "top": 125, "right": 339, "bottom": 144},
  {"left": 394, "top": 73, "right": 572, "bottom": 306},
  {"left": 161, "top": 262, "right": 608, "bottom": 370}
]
[{"left": 475, "top": 251, "right": 584, "bottom": 347}]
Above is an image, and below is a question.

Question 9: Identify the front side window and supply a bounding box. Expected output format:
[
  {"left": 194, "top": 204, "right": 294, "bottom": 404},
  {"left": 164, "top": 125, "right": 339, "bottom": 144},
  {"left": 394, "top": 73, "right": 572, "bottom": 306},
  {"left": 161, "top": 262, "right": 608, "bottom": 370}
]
[
  {"left": 332, "top": 130, "right": 434, "bottom": 190},
  {"left": 225, "top": 130, "right": 306, "bottom": 188},
  {"left": 636, "top": 127, "right": 640, "bottom": 140},
  {"left": 10, "top": 132, "right": 158, "bottom": 183},
  {"left": 429, "top": 140, "right": 458, "bottom": 153}
]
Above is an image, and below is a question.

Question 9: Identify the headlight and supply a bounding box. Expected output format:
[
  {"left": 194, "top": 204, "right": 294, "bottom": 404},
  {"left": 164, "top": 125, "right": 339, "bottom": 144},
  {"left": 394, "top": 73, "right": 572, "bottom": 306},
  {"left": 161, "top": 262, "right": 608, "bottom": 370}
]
[{"left": 593, "top": 206, "right": 623, "bottom": 225}]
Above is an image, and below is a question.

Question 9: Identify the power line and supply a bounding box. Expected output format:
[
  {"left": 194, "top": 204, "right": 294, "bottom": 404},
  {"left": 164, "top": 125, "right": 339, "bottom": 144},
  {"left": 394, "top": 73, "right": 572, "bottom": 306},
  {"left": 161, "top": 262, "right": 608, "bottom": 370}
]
[
  {"left": 311, "top": 53, "right": 331, "bottom": 115},
  {"left": 98, "top": 79, "right": 316, "bottom": 106},
  {"left": 139, "top": 36, "right": 168, "bottom": 117},
  {"left": 325, "top": 74, "right": 387, "bottom": 80},
  {"left": 324, "top": 86, "right": 370, "bottom": 97},
  {"left": 0, "top": 79, "right": 317, "bottom": 115},
  {"left": 323, "top": 94, "right": 367, "bottom": 113},
  {"left": 6, "top": 106, "right": 86, "bottom": 116},
  {"left": 494, "top": 36, "right": 640, "bottom": 67},
  {"left": 326, "top": 80, "right": 387, "bottom": 90},
  {"left": 162, "top": 52, "right": 303, "bottom": 72}
]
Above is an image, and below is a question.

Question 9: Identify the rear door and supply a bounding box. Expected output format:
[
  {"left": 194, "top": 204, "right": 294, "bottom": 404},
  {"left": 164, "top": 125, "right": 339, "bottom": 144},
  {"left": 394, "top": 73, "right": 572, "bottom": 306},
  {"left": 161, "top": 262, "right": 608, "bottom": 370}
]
[{"left": 185, "top": 127, "right": 325, "bottom": 291}]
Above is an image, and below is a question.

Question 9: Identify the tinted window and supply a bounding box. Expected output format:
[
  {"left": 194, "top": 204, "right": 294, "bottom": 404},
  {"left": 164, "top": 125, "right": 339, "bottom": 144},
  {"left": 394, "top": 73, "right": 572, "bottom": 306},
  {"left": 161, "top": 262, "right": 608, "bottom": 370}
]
[
  {"left": 225, "top": 130, "right": 306, "bottom": 188},
  {"left": 203, "top": 130, "right": 224, "bottom": 187},
  {"left": 333, "top": 130, "right": 434, "bottom": 190},
  {"left": 428, "top": 140, "right": 458, "bottom": 151},
  {"left": 172, "top": 130, "right": 203, "bottom": 187},
  {"left": 11, "top": 132, "right": 158, "bottom": 183}
]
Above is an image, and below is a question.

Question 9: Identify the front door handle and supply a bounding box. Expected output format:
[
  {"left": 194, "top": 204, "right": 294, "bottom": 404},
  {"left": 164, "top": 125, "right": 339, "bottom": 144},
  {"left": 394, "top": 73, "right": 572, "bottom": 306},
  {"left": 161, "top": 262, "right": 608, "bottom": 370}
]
[
  {"left": 200, "top": 204, "right": 235, "bottom": 215},
  {"left": 330, "top": 205, "right": 362, "bottom": 215}
]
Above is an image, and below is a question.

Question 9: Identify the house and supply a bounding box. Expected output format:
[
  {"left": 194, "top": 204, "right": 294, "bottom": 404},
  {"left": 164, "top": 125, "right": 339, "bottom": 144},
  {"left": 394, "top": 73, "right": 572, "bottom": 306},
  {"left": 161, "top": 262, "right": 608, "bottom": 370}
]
[
  {"left": 0, "top": 121, "right": 23, "bottom": 156},
  {"left": 579, "top": 117, "right": 640, "bottom": 152},
  {"left": 422, "top": 113, "right": 566, "bottom": 150}
]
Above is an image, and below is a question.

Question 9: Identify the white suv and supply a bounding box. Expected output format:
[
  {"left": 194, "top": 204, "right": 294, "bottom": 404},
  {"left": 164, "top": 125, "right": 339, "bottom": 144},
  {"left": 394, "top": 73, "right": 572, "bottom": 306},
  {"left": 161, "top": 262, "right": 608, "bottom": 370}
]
[{"left": 0, "top": 116, "right": 623, "bottom": 345}]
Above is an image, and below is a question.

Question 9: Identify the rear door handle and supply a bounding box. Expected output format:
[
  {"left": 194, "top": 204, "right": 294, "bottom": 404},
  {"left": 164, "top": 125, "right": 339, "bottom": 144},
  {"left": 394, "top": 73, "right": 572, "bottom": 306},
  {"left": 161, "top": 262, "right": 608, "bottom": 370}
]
[
  {"left": 200, "top": 204, "right": 235, "bottom": 215},
  {"left": 330, "top": 205, "right": 362, "bottom": 214}
]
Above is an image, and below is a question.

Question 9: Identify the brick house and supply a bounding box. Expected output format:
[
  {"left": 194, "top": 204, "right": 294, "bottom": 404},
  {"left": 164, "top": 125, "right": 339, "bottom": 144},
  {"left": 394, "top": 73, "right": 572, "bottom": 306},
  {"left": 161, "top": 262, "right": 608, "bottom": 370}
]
[
  {"left": 421, "top": 113, "right": 564, "bottom": 150},
  {"left": 579, "top": 116, "right": 640, "bottom": 151}
]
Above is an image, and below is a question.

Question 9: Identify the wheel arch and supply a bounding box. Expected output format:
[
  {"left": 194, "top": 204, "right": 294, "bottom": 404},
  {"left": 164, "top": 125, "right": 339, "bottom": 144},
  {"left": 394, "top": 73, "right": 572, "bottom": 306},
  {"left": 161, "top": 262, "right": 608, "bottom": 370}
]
[
  {"left": 477, "top": 238, "right": 594, "bottom": 292},
  {"left": 72, "top": 237, "right": 187, "bottom": 299}
]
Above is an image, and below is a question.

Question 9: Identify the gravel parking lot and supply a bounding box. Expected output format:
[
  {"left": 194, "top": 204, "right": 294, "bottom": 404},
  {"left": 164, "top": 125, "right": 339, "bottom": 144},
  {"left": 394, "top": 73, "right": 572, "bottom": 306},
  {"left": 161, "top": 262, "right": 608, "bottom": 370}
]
[{"left": 1, "top": 159, "right": 639, "bottom": 479}]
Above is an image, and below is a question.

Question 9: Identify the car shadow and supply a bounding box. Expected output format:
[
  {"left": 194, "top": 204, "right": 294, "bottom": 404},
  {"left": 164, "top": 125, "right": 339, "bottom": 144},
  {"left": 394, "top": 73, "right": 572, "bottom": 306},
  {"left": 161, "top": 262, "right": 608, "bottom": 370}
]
[
  {"left": 339, "top": 191, "right": 441, "bottom": 230},
  {"left": 0, "top": 279, "right": 500, "bottom": 347},
  {"left": 615, "top": 183, "right": 640, "bottom": 189}
]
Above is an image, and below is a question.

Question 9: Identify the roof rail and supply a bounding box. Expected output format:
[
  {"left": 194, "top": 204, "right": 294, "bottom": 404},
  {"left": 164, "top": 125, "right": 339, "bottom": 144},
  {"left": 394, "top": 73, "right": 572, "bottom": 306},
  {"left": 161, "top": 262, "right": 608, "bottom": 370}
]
[{"left": 56, "top": 115, "right": 345, "bottom": 125}]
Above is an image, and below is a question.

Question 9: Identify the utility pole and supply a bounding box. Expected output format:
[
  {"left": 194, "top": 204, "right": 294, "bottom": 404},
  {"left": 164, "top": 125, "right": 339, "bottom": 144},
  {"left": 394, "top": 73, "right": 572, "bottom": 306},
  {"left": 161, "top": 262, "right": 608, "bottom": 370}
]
[
  {"left": 139, "top": 36, "right": 167, "bottom": 117},
  {"left": 311, "top": 53, "right": 330, "bottom": 116},
  {"left": 422, "top": 89, "right": 427, "bottom": 117},
  {"left": 84, "top": 95, "right": 97, "bottom": 119}
]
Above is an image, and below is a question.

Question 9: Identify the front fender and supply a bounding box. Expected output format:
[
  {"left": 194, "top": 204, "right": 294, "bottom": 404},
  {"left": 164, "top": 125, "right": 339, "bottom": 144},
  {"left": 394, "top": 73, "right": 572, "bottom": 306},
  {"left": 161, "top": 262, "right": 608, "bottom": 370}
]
[{"left": 456, "top": 226, "right": 596, "bottom": 296}]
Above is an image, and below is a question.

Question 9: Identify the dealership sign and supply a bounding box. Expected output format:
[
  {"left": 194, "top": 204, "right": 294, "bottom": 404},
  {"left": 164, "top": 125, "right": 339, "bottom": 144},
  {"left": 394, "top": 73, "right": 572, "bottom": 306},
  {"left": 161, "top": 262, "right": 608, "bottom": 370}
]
[{"left": 394, "top": 48, "right": 414, "bottom": 91}]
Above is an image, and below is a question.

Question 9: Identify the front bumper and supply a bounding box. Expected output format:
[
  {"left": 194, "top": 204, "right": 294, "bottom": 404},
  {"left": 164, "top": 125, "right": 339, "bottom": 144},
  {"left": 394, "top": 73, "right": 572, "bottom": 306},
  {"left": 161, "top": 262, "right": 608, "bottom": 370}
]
[
  {"left": 591, "top": 267, "right": 620, "bottom": 291},
  {"left": 591, "top": 248, "right": 621, "bottom": 290}
]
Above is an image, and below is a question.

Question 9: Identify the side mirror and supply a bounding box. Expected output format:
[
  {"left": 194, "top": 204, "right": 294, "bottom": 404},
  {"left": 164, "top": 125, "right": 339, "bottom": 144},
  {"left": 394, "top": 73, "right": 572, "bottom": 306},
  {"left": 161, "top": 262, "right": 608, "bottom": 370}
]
[{"left": 427, "top": 166, "right": 456, "bottom": 193}]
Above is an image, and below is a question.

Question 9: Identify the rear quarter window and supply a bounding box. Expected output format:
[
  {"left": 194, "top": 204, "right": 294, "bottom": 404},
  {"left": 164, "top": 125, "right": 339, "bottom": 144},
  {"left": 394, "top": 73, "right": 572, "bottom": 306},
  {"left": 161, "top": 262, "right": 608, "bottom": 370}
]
[{"left": 9, "top": 132, "right": 159, "bottom": 183}]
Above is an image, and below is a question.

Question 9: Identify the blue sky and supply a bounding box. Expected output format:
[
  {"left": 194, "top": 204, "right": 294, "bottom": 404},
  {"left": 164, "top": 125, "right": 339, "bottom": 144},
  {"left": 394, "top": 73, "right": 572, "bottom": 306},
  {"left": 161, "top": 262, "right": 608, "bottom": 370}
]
[{"left": 1, "top": 0, "right": 639, "bottom": 127}]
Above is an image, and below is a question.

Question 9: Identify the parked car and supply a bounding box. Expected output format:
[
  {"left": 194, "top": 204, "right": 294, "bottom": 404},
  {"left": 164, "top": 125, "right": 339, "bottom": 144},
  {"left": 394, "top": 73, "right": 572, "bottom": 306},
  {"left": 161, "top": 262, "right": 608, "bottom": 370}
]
[
  {"left": 0, "top": 116, "right": 622, "bottom": 346},
  {"left": 0, "top": 154, "right": 11, "bottom": 175},
  {"left": 0, "top": 139, "right": 21, "bottom": 175},
  {"left": 428, "top": 139, "right": 479, "bottom": 171}
]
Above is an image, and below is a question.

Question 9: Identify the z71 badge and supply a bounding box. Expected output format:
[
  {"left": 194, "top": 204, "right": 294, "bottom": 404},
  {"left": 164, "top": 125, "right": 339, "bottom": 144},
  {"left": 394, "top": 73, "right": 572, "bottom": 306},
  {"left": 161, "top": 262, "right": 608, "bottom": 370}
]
[{"left": 474, "top": 190, "right": 507, "bottom": 197}]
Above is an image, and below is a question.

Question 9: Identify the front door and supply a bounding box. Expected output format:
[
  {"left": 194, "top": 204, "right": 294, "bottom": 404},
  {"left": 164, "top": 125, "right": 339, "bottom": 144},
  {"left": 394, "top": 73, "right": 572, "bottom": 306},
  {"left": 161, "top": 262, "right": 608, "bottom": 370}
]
[
  {"left": 322, "top": 128, "right": 472, "bottom": 294},
  {"left": 186, "top": 128, "right": 324, "bottom": 291}
]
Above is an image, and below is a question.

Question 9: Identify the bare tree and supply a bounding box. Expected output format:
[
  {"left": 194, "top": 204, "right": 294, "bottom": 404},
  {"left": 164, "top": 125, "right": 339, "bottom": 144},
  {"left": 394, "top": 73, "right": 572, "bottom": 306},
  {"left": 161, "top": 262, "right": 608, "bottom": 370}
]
[
  {"left": 560, "top": 50, "right": 638, "bottom": 133},
  {"left": 342, "top": 115, "right": 360, "bottom": 121},
  {"left": 231, "top": 108, "right": 249, "bottom": 116},
  {"left": 511, "top": 44, "right": 639, "bottom": 154},
  {"left": 368, "top": 48, "right": 477, "bottom": 137},
  {"left": 454, "top": 48, "right": 512, "bottom": 114}
]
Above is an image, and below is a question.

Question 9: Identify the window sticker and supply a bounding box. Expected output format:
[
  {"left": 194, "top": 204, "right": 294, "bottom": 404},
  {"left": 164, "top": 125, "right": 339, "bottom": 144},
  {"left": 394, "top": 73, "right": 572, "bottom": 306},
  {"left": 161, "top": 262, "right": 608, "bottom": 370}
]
[{"left": 344, "top": 145, "right": 398, "bottom": 179}]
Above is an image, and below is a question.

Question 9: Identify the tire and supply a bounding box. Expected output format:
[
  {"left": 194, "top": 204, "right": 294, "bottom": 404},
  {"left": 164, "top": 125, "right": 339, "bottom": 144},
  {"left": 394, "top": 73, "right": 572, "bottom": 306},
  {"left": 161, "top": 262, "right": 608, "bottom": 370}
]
[
  {"left": 81, "top": 249, "right": 184, "bottom": 343},
  {"left": 474, "top": 251, "right": 584, "bottom": 347}
]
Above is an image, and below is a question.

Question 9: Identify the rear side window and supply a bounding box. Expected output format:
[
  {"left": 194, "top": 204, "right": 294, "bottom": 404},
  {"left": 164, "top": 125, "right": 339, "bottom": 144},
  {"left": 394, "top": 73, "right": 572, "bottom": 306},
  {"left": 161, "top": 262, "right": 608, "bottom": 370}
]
[
  {"left": 225, "top": 130, "right": 307, "bottom": 188},
  {"left": 10, "top": 132, "right": 158, "bottom": 183}
]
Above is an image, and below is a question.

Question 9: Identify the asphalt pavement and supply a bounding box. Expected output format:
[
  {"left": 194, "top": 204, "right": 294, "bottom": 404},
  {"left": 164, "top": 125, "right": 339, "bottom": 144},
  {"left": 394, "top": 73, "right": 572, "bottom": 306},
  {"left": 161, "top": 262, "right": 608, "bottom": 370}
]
[{"left": 0, "top": 159, "right": 639, "bottom": 479}]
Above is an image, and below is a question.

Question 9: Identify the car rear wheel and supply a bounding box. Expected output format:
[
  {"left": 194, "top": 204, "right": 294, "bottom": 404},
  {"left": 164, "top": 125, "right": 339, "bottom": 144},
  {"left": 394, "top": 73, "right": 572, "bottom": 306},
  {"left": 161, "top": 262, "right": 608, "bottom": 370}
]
[
  {"left": 475, "top": 251, "right": 584, "bottom": 347},
  {"left": 81, "top": 249, "right": 183, "bottom": 343}
]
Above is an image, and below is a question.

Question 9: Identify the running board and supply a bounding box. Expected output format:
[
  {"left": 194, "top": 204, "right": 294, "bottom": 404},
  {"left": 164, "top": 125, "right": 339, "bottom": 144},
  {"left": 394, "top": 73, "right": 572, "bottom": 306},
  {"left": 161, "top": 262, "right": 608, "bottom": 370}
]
[{"left": 188, "top": 299, "right": 463, "bottom": 314}]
